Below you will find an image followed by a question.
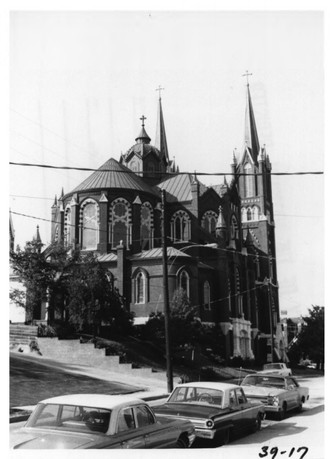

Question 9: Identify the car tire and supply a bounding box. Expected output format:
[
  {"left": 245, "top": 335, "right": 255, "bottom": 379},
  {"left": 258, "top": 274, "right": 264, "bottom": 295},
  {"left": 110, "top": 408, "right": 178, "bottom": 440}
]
[
  {"left": 218, "top": 428, "right": 231, "bottom": 446},
  {"left": 278, "top": 403, "right": 287, "bottom": 420},
  {"left": 252, "top": 414, "right": 262, "bottom": 432},
  {"left": 175, "top": 436, "right": 189, "bottom": 448}
]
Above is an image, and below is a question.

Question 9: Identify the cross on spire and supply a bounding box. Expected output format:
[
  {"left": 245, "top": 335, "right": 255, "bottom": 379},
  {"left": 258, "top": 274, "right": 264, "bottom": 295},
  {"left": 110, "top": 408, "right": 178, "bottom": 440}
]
[
  {"left": 140, "top": 115, "right": 147, "bottom": 126},
  {"left": 242, "top": 70, "right": 253, "bottom": 85},
  {"left": 156, "top": 85, "right": 165, "bottom": 99}
]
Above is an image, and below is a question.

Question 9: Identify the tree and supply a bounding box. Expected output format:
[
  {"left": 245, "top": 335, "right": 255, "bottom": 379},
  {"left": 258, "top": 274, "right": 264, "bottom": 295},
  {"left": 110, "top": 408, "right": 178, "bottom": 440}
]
[
  {"left": 10, "top": 241, "right": 133, "bottom": 336},
  {"left": 295, "top": 305, "right": 324, "bottom": 370}
]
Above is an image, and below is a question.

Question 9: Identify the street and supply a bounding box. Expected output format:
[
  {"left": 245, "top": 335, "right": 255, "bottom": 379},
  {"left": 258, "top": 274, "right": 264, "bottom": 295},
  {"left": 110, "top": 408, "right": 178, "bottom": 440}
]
[
  {"left": 221, "top": 376, "right": 324, "bottom": 459},
  {"left": 10, "top": 354, "right": 324, "bottom": 457}
]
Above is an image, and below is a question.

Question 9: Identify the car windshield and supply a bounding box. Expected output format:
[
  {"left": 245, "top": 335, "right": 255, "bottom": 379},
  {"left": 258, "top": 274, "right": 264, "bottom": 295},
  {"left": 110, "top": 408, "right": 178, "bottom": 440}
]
[
  {"left": 168, "top": 387, "right": 223, "bottom": 406},
  {"left": 243, "top": 375, "right": 285, "bottom": 388},
  {"left": 26, "top": 403, "right": 112, "bottom": 434},
  {"left": 264, "top": 364, "right": 281, "bottom": 370}
]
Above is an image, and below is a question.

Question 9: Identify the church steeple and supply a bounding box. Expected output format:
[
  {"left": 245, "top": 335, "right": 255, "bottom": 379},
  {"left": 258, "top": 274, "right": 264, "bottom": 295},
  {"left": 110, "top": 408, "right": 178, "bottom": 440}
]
[
  {"left": 154, "top": 86, "right": 169, "bottom": 165},
  {"left": 243, "top": 74, "right": 260, "bottom": 165}
]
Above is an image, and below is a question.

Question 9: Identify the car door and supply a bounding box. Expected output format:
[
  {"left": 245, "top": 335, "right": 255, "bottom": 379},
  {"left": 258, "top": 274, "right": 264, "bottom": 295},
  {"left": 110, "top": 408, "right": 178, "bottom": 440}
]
[
  {"left": 115, "top": 407, "right": 146, "bottom": 449},
  {"left": 134, "top": 404, "right": 176, "bottom": 448},
  {"left": 234, "top": 388, "right": 254, "bottom": 432},
  {"left": 286, "top": 377, "right": 300, "bottom": 410}
]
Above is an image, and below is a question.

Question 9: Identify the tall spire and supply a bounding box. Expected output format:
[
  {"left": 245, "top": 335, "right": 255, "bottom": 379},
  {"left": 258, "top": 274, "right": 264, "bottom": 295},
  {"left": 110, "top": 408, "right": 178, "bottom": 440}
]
[
  {"left": 243, "top": 76, "right": 260, "bottom": 164},
  {"left": 154, "top": 86, "right": 169, "bottom": 164}
]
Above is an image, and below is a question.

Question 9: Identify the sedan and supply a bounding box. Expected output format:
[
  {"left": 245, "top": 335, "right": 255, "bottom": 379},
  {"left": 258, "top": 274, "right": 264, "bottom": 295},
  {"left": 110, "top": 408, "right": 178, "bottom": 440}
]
[
  {"left": 260, "top": 363, "right": 292, "bottom": 376},
  {"left": 10, "top": 394, "right": 195, "bottom": 449},
  {"left": 153, "top": 381, "right": 265, "bottom": 445}
]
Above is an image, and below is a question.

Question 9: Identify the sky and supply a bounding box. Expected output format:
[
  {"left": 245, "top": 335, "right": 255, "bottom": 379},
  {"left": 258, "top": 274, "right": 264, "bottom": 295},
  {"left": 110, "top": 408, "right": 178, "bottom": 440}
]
[{"left": 7, "top": 9, "right": 325, "bottom": 318}]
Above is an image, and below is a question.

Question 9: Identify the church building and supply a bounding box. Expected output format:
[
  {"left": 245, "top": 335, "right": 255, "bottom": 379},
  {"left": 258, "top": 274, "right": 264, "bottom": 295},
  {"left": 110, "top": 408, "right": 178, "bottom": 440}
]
[{"left": 50, "top": 82, "right": 283, "bottom": 363}]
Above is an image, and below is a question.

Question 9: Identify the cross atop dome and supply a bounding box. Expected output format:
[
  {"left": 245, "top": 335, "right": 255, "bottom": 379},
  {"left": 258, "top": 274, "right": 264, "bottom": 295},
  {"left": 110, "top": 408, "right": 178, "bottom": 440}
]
[{"left": 140, "top": 115, "right": 147, "bottom": 127}]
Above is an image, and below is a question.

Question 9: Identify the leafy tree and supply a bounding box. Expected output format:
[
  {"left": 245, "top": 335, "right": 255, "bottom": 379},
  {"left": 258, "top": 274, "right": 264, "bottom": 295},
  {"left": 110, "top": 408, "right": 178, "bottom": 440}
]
[
  {"left": 10, "top": 241, "right": 133, "bottom": 336},
  {"left": 295, "top": 305, "right": 324, "bottom": 370}
]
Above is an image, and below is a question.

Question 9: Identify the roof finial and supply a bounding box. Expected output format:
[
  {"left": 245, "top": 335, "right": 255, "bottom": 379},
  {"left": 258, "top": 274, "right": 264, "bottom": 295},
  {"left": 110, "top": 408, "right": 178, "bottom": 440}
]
[
  {"left": 156, "top": 85, "right": 165, "bottom": 99},
  {"left": 140, "top": 115, "right": 147, "bottom": 127},
  {"left": 242, "top": 70, "right": 253, "bottom": 86}
]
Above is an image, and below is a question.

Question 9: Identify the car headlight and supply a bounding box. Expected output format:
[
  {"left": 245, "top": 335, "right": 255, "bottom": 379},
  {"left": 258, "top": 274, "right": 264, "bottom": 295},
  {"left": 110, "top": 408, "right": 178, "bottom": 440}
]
[
  {"left": 267, "top": 396, "right": 279, "bottom": 406},
  {"left": 206, "top": 419, "right": 214, "bottom": 429}
]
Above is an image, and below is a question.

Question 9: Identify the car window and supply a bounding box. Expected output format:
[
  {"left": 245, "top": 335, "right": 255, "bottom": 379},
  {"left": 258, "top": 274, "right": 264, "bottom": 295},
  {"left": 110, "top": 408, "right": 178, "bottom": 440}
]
[
  {"left": 135, "top": 405, "right": 155, "bottom": 427},
  {"left": 287, "top": 378, "right": 298, "bottom": 387},
  {"left": 229, "top": 390, "right": 237, "bottom": 406},
  {"left": 168, "top": 387, "right": 223, "bottom": 405},
  {"left": 117, "top": 407, "right": 136, "bottom": 432},
  {"left": 235, "top": 388, "right": 247, "bottom": 404},
  {"left": 28, "top": 403, "right": 59, "bottom": 428}
]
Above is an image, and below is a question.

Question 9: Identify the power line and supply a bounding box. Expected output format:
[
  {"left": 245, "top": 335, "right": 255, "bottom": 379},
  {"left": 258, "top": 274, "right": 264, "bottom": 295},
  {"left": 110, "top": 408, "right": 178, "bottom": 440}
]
[
  {"left": 10, "top": 210, "right": 277, "bottom": 262},
  {"left": 9, "top": 160, "right": 324, "bottom": 176}
]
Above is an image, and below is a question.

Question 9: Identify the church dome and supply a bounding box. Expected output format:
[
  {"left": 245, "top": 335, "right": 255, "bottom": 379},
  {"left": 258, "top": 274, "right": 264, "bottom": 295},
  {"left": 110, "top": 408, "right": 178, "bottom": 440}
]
[{"left": 65, "top": 157, "right": 160, "bottom": 198}]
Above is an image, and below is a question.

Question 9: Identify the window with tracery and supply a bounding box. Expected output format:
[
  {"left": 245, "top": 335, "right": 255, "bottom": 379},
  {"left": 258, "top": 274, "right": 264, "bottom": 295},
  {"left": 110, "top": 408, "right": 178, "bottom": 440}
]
[
  {"left": 171, "top": 210, "right": 191, "bottom": 242},
  {"left": 141, "top": 202, "right": 154, "bottom": 250},
  {"left": 247, "top": 208, "right": 252, "bottom": 221},
  {"left": 253, "top": 206, "right": 259, "bottom": 220},
  {"left": 80, "top": 200, "right": 99, "bottom": 250},
  {"left": 244, "top": 163, "right": 254, "bottom": 197},
  {"left": 178, "top": 269, "right": 190, "bottom": 297},
  {"left": 109, "top": 198, "right": 132, "bottom": 248},
  {"left": 64, "top": 206, "right": 71, "bottom": 247},
  {"left": 230, "top": 215, "right": 239, "bottom": 240},
  {"left": 201, "top": 211, "right": 217, "bottom": 235},
  {"left": 203, "top": 281, "right": 211, "bottom": 310}
]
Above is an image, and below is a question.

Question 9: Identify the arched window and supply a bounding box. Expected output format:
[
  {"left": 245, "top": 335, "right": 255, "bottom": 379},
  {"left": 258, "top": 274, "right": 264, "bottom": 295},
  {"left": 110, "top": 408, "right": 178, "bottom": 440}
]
[
  {"left": 203, "top": 281, "right": 211, "bottom": 310},
  {"left": 171, "top": 211, "right": 191, "bottom": 242},
  {"left": 54, "top": 225, "right": 59, "bottom": 243},
  {"left": 80, "top": 199, "right": 99, "bottom": 250},
  {"left": 64, "top": 206, "right": 71, "bottom": 247},
  {"left": 141, "top": 202, "right": 154, "bottom": 250},
  {"left": 244, "top": 163, "right": 254, "bottom": 197},
  {"left": 130, "top": 160, "right": 140, "bottom": 172},
  {"left": 201, "top": 211, "right": 218, "bottom": 235},
  {"left": 178, "top": 269, "right": 190, "bottom": 298},
  {"left": 241, "top": 208, "right": 247, "bottom": 223},
  {"left": 109, "top": 198, "right": 132, "bottom": 248},
  {"left": 247, "top": 208, "right": 252, "bottom": 221},
  {"left": 253, "top": 206, "right": 259, "bottom": 221},
  {"left": 135, "top": 271, "right": 145, "bottom": 304}
]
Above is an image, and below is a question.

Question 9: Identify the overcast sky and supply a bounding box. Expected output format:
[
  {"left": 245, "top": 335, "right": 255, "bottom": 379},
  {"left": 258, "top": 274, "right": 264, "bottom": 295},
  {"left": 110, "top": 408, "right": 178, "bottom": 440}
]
[{"left": 8, "top": 10, "right": 324, "bottom": 318}]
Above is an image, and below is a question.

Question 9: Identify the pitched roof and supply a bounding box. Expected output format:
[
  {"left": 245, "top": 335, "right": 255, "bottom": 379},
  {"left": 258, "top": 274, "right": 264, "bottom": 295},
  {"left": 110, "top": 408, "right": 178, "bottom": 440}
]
[
  {"left": 157, "top": 174, "right": 208, "bottom": 203},
  {"left": 130, "top": 247, "right": 191, "bottom": 260},
  {"left": 69, "top": 158, "right": 160, "bottom": 197}
]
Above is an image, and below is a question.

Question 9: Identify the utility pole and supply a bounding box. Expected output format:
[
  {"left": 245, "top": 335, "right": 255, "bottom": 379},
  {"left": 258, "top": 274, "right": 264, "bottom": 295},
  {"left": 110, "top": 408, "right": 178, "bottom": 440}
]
[
  {"left": 161, "top": 189, "right": 173, "bottom": 392},
  {"left": 264, "top": 277, "right": 274, "bottom": 363}
]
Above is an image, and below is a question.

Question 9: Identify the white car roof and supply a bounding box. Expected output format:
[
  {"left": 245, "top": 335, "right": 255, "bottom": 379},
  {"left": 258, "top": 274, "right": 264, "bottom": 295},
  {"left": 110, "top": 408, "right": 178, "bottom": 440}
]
[
  {"left": 38, "top": 394, "right": 145, "bottom": 410},
  {"left": 176, "top": 381, "right": 239, "bottom": 391}
]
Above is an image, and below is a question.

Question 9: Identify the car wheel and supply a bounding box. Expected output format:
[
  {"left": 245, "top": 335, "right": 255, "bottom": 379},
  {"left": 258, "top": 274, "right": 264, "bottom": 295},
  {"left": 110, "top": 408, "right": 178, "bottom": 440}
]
[
  {"left": 297, "top": 403, "right": 303, "bottom": 413},
  {"left": 217, "top": 428, "right": 230, "bottom": 446},
  {"left": 175, "top": 436, "right": 189, "bottom": 448},
  {"left": 252, "top": 414, "right": 262, "bottom": 432},
  {"left": 278, "top": 403, "right": 287, "bottom": 420}
]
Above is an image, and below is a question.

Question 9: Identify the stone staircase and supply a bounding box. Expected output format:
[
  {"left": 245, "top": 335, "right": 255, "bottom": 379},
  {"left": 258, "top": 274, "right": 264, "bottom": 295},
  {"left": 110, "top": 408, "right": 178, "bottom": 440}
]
[
  {"left": 9, "top": 324, "right": 38, "bottom": 348},
  {"left": 37, "top": 337, "right": 168, "bottom": 380}
]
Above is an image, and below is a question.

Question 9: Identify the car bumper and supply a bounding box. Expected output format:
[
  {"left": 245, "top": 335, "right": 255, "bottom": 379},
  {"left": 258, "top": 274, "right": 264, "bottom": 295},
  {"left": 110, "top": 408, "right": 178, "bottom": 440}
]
[{"left": 194, "top": 428, "right": 216, "bottom": 440}]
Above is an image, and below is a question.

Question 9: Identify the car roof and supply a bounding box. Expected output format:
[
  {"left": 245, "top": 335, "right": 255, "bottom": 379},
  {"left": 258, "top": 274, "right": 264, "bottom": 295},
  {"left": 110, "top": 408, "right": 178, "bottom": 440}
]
[
  {"left": 251, "top": 373, "right": 286, "bottom": 378},
  {"left": 175, "top": 381, "right": 239, "bottom": 390},
  {"left": 38, "top": 394, "right": 145, "bottom": 409}
]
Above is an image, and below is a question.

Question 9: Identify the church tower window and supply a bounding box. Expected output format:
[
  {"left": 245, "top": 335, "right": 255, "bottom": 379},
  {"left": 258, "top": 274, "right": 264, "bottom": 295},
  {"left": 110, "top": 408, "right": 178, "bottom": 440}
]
[
  {"left": 109, "top": 198, "right": 132, "bottom": 248},
  {"left": 141, "top": 202, "right": 154, "bottom": 250},
  {"left": 135, "top": 271, "right": 145, "bottom": 304},
  {"left": 171, "top": 210, "right": 191, "bottom": 242},
  {"left": 244, "top": 163, "right": 254, "bottom": 197},
  {"left": 235, "top": 268, "right": 243, "bottom": 317},
  {"left": 247, "top": 208, "right": 252, "bottom": 221},
  {"left": 80, "top": 199, "right": 99, "bottom": 250}
]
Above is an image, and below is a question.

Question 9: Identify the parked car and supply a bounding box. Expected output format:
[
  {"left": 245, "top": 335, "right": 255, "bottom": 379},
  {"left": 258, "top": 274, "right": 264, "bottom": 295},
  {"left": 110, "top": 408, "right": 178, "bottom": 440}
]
[
  {"left": 240, "top": 373, "right": 309, "bottom": 420},
  {"left": 153, "top": 382, "right": 265, "bottom": 445},
  {"left": 10, "top": 394, "right": 196, "bottom": 449},
  {"left": 260, "top": 362, "right": 292, "bottom": 376}
]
